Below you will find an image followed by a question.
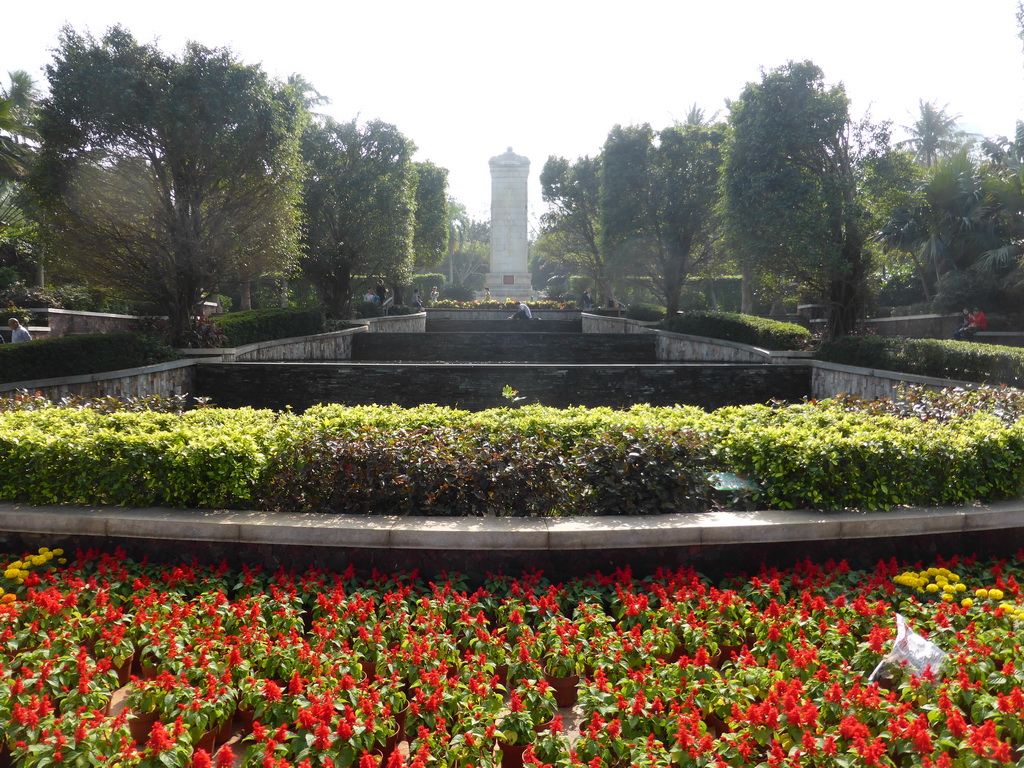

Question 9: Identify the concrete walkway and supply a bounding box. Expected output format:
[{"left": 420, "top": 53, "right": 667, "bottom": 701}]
[{"left": 2, "top": 500, "right": 1022, "bottom": 551}]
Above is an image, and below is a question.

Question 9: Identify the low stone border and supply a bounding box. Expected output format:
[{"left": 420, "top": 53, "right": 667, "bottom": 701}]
[{"left": 2, "top": 500, "right": 1022, "bottom": 551}]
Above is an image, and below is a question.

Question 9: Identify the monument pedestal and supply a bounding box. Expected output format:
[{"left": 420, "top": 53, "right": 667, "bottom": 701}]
[{"left": 483, "top": 272, "right": 536, "bottom": 301}]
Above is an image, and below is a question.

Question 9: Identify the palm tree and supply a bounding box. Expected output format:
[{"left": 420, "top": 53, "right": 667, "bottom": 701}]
[
  {"left": 0, "top": 70, "right": 39, "bottom": 182},
  {"left": 878, "top": 151, "right": 1000, "bottom": 298},
  {"left": 900, "top": 100, "right": 965, "bottom": 168}
]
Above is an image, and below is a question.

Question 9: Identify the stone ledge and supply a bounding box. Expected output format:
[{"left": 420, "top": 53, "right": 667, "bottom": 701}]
[{"left": 1, "top": 500, "right": 1021, "bottom": 551}]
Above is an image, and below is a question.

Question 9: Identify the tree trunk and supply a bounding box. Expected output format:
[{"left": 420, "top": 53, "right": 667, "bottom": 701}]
[
  {"left": 239, "top": 279, "right": 252, "bottom": 311},
  {"left": 741, "top": 270, "right": 752, "bottom": 314},
  {"left": 279, "top": 277, "right": 289, "bottom": 308}
]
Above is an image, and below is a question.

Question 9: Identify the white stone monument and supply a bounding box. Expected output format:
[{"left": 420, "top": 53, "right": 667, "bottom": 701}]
[{"left": 485, "top": 147, "right": 532, "bottom": 301}]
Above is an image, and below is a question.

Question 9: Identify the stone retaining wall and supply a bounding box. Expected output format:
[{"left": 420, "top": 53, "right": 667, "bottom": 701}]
[
  {"left": 354, "top": 312, "right": 426, "bottom": 333},
  {"left": 28, "top": 307, "right": 141, "bottom": 337},
  {"left": 227, "top": 329, "right": 358, "bottom": 362},
  {"left": 0, "top": 359, "right": 197, "bottom": 400}
]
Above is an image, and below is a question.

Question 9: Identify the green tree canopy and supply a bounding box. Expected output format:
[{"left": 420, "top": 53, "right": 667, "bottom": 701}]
[
  {"left": 299, "top": 117, "right": 416, "bottom": 315},
  {"left": 412, "top": 161, "right": 450, "bottom": 269},
  {"left": 30, "top": 26, "right": 304, "bottom": 342},
  {"left": 723, "top": 60, "right": 868, "bottom": 336},
  {"left": 602, "top": 122, "right": 726, "bottom": 315},
  {"left": 539, "top": 154, "right": 606, "bottom": 299}
]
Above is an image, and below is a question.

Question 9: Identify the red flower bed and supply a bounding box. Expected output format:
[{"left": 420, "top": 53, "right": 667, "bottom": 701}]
[{"left": 1, "top": 549, "right": 1023, "bottom": 767}]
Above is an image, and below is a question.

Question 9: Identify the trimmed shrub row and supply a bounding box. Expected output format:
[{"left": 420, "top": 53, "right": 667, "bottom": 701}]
[
  {"left": 659, "top": 311, "right": 811, "bottom": 350},
  {"left": 212, "top": 308, "right": 325, "bottom": 347},
  {"left": 815, "top": 335, "right": 1024, "bottom": 387},
  {"left": 0, "top": 332, "right": 180, "bottom": 385},
  {"left": 0, "top": 397, "right": 1021, "bottom": 514}
]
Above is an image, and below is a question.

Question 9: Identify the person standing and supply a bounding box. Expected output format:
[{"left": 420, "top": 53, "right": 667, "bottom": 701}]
[
  {"left": 375, "top": 279, "right": 387, "bottom": 304},
  {"left": 581, "top": 288, "right": 593, "bottom": 309},
  {"left": 430, "top": 286, "right": 439, "bottom": 305},
  {"left": 7, "top": 318, "right": 31, "bottom": 343},
  {"left": 412, "top": 289, "right": 423, "bottom": 309}
]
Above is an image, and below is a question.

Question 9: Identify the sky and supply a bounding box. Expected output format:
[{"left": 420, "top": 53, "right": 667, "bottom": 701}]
[{"left": 7, "top": 0, "right": 1024, "bottom": 231}]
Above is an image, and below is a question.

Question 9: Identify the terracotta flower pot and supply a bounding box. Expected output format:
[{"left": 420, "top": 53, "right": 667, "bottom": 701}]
[
  {"left": 499, "top": 742, "right": 529, "bottom": 768},
  {"left": 127, "top": 710, "right": 160, "bottom": 743},
  {"left": 194, "top": 727, "right": 217, "bottom": 755},
  {"left": 542, "top": 673, "right": 579, "bottom": 708}
]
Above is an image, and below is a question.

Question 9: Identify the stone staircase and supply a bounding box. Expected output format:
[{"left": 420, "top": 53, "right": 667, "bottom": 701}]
[{"left": 351, "top": 332, "right": 658, "bottom": 364}]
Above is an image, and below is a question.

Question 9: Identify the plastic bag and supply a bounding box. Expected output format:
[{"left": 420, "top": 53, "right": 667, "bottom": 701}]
[{"left": 868, "top": 613, "right": 946, "bottom": 682}]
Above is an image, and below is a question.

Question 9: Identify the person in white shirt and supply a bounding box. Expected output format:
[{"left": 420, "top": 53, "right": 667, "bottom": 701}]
[
  {"left": 509, "top": 301, "right": 532, "bottom": 320},
  {"left": 8, "top": 318, "right": 31, "bottom": 343}
]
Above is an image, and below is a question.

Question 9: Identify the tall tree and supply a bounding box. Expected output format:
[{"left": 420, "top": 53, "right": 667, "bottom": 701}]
[
  {"left": 30, "top": 26, "right": 304, "bottom": 342},
  {"left": 412, "top": 161, "right": 450, "bottom": 269},
  {"left": 723, "top": 60, "right": 867, "bottom": 336},
  {"left": 539, "top": 154, "right": 606, "bottom": 298},
  {"left": 299, "top": 117, "right": 416, "bottom": 315},
  {"left": 602, "top": 121, "right": 726, "bottom": 315},
  {"left": 900, "top": 100, "right": 965, "bottom": 168}
]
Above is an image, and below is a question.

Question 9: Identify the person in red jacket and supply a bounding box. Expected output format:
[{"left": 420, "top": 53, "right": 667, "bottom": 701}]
[{"left": 954, "top": 307, "right": 987, "bottom": 340}]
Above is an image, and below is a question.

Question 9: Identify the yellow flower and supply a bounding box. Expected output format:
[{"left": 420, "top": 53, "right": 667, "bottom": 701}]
[
  {"left": 52, "top": 549, "right": 64, "bottom": 557},
  {"left": 976, "top": 588, "right": 989, "bottom": 598},
  {"left": 955, "top": 583, "right": 967, "bottom": 593},
  {"left": 989, "top": 589, "right": 1005, "bottom": 601},
  {"left": 37, "top": 547, "right": 48, "bottom": 555},
  {"left": 948, "top": 573, "right": 960, "bottom": 582},
  {"left": 926, "top": 583, "right": 939, "bottom": 593},
  {"left": 941, "top": 593, "right": 953, "bottom": 602},
  {"left": 961, "top": 598, "right": 974, "bottom": 608}
]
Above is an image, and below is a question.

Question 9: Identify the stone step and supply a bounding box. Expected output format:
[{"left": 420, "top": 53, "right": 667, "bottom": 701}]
[
  {"left": 351, "top": 332, "right": 657, "bottom": 363},
  {"left": 194, "top": 362, "right": 810, "bottom": 411}
]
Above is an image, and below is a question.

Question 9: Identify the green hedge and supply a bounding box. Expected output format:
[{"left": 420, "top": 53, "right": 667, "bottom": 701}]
[
  {"left": 0, "top": 332, "right": 180, "bottom": 385},
  {"left": 659, "top": 311, "right": 811, "bottom": 350},
  {"left": 212, "top": 308, "right": 325, "bottom": 347},
  {"left": 815, "top": 335, "right": 1024, "bottom": 387},
  {"left": 0, "top": 396, "right": 1021, "bottom": 514}
]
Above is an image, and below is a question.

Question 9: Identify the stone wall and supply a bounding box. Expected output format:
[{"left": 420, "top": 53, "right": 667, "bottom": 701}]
[
  {"left": 194, "top": 362, "right": 813, "bottom": 411},
  {"left": 861, "top": 313, "right": 961, "bottom": 339},
  {"left": 582, "top": 314, "right": 654, "bottom": 334},
  {"left": 226, "top": 329, "right": 358, "bottom": 362},
  {"left": 0, "top": 359, "right": 198, "bottom": 400},
  {"left": 810, "top": 361, "right": 975, "bottom": 400},
  {"left": 353, "top": 312, "right": 426, "bottom": 334},
  {"left": 29, "top": 308, "right": 140, "bottom": 337},
  {"left": 352, "top": 332, "right": 656, "bottom": 363}
]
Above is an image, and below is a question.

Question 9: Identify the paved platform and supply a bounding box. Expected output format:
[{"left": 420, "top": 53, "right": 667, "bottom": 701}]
[{"left": 2, "top": 500, "right": 1022, "bottom": 551}]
